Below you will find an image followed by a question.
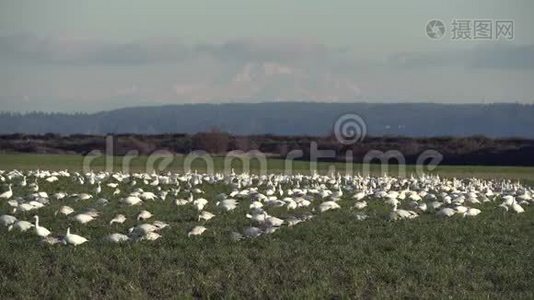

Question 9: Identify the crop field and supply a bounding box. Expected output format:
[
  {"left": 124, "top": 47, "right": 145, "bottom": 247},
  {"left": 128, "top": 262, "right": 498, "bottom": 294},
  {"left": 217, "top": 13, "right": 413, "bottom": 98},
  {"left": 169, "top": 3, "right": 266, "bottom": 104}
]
[{"left": 0, "top": 153, "right": 533, "bottom": 298}]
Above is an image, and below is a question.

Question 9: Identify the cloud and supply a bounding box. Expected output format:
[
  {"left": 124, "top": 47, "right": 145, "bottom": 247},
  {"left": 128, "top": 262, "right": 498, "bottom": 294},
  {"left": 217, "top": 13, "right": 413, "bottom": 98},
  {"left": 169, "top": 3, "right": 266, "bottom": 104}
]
[
  {"left": 173, "top": 83, "right": 204, "bottom": 96},
  {"left": 0, "top": 34, "right": 191, "bottom": 65},
  {"left": 171, "top": 62, "right": 360, "bottom": 102},
  {"left": 114, "top": 85, "right": 139, "bottom": 96},
  {"left": 0, "top": 33, "right": 366, "bottom": 108},
  {"left": 388, "top": 44, "right": 534, "bottom": 69},
  {"left": 232, "top": 62, "right": 295, "bottom": 83},
  {"left": 195, "top": 38, "right": 328, "bottom": 64},
  {"left": 2, "top": 33, "right": 532, "bottom": 112},
  {"left": 0, "top": 34, "right": 329, "bottom": 66},
  {"left": 470, "top": 44, "right": 534, "bottom": 69}
]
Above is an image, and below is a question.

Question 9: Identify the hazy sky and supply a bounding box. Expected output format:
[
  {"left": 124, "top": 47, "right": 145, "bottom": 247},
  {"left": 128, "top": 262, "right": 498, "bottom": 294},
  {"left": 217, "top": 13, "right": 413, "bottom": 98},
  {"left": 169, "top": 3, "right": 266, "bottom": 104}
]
[{"left": 1, "top": 0, "right": 533, "bottom": 112}]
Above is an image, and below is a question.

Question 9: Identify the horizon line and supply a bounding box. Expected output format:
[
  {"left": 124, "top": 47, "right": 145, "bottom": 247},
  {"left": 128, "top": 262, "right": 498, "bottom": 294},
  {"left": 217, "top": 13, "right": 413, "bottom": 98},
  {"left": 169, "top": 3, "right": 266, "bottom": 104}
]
[{"left": 1, "top": 100, "right": 533, "bottom": 115}]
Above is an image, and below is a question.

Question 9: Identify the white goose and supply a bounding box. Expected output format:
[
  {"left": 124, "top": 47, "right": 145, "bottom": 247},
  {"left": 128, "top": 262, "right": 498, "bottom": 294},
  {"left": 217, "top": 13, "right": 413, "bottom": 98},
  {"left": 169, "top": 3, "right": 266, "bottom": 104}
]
[
  {"left": 105, "top": 233, "right": 129, "bottom": 243},
  {"left": 198, "top": 211, "right": 216, "bottom": 221},
  {"left": 137, "top": 231, "right": 161, "bottom": 241},
  {"left": 0, "top": 184, "right": 13, "bottom": 200},
  {"left": 55, "top": 205, "right": 74, "bottom": 216},
  {"left": 8, "top": 220, "right": 34, "bottom": 232},
  {"left": 265, "top": 216, "right": 284, "bottom": 227},
  {"left": 137, "top": 210, "right": 153, "bottom": 221},
  {"left": 353, "top": 201, "right": 367, "bottom": 210},
  {"left": 95, "top": 182, "right": 101, "bottom": 194},
  {"left": 463, "top": 208, "right": 482, "bottom": 217},
  {"left": 318, "top": 201, "right": 340, "bottom": 213},
  {"left": 193, "top": 198, "right": 209, "bottom": 211},
  {"left": 511, "top": 200, "right": 525, "bottom": 214},
  {"left": 188, "top": 225, "right": 207, "bottom": 237},
  {"left": 437, "top": 207, "right": 456, "bottom": 217},
  {"left": 73, "top": 213, "right": 95, "bottom": 224},
  {"left": 0, "top": 214, "right": 17, "bottom": 227},
  {"left": 33, "top": 215, "right": 51, "bottom": 237},
  {"left": 128, "top": 224, "right": 159, "bottom": 237},
  {"left": 244, "top": 226, "right": 262, "bottom": 238},
  {"left": 217, "top": 199, "right": 239, "bottom": 211},
  {"left": 388, "top": 204, "right": 418, "bottom": 221},
  {"left": 64, "top": 227, "right": 88, "bottom": 246},
  {"left": 109, "top": 214, "right": 126, "bottom": 225},
  {"left": 120, "top": 196, "right": 143, "bottom": 206}
]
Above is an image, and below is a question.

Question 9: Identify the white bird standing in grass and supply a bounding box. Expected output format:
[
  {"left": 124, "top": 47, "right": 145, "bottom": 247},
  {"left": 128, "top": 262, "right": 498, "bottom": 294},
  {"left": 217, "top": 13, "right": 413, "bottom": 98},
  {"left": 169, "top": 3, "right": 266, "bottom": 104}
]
[
  {"left": 29, "top": 181, "right": 39, "bottom": 192},
  {"left": 105, "top": 233, "right": 129, "bottom": 243},
  {"left": 217, "top": 199, "right": 238, "bottom": 211},
  {"left": 463, "top": 208, "right": 482, "bottom": 217},
  {"left": 455, "top": 205, "right": 469, "bottom": 214},
  {"left": 175, "top": 192, "right": 193, "bottom": 206},
  {"left": 266, "top": 216, "right": 284, "bottom": 227},
  {"left": 64, "top": 227, "right": 88, "bottom": 246},
  {"left": 512, "top": 200, "right": 525, "bottom": 214},
  {"left": 246, "top": 210, "right": 268, "bottom": 223},
  {"left": 138, "top": 231, "right": 161, "bottom": 241},
  {"left": 76, "top": 193, "right": 93, "bottom": 201},
  {"left": 285, "top": 199, "right": 297, "bottom": 210},
  {"left": 188, "top": 226, "right": 207, "bottom": 237},
  {"left": 193, "top": 198, "right": 209, "bottom": 211},
  {"left": 318, "top": 201, "right": 340, "bottom": 213},
  {"left": 33, "top": 215, "right": 51, "bottom": 237},
  {"left": 121, "top": 196, "right": 142, "bottom": 206},
  {"left": 128, "top": 224, "right": 159, "bottom": 238},
  {"left": 0, "top": 214, "right": 17, "bottom": 227},
  {"left": 54, "top": 192, "right": 67, "bottom": 200},
  {"left": 437, "top": 207, "right": 456, "bottom": 218},
  {"left": 388, "top": 204, "right": 418, "bottom": 221},
  {"left": 109, "top": 214, "right": 126, "bottom": 225},
  {"left": 0, "top": 184, "right": 13, "bottom": 199},
  {"left": 198, "top": 211, "right": 216, "bottom": 221},
  {"left": 353, "top": 191, "right": 366, "bottom": 201},
  {"left": 73, "top": 213, "right": 95, "bottom": 224},
  {"left": 244, "top": 226, "right": 262, "bottom": 238},
  {"left": 137, "top": 210, "right": 153, "bottom": 221},
  {"left": 55, "top": 205, "right": 74, "bottom": 216},
  {"left": 95, "top": 182, "right": 101, "bottom": 195},
  {"left": 286, "top": 216, "right": 304, "bottom": 227},
  {"left": 353, "top": 201, "right": 367, "bottom": 210},
  {"left": 152, "top": 220, "right": 169, "bottom": 230},
  {"left": 8, "top": 220, "right": 34, "bottom": 232}
]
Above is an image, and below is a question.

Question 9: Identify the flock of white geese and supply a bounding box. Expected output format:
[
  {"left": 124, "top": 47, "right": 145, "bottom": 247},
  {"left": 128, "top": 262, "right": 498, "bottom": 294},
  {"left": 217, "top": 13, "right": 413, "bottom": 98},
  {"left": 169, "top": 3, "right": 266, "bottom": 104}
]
[{"left": 0, "top": 169, "right": 532, "bottom": 246}]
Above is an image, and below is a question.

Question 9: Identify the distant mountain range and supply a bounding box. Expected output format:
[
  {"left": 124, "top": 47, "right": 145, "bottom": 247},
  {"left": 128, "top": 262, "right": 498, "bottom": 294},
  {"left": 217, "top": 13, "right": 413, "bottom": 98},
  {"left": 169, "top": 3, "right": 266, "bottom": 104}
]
[{"left": 1, "top": 102, "right": 533, "bottom": 137}]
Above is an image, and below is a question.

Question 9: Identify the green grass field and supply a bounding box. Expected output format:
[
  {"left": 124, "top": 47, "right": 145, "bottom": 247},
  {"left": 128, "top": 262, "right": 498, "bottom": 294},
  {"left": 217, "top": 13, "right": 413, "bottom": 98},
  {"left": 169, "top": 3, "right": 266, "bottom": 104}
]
[{"left": 1, "top": 153, "right": 534, "bottom": 298}]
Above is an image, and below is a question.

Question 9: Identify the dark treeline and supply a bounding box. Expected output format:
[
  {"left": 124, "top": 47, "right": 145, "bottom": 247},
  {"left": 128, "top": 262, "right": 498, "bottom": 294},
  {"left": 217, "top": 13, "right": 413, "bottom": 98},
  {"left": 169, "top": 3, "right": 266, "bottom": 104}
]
[
  {"left": 2, "top": 132, "right": 534, "bottom": 166},
  {"left": 1, "top": 102, "right": 534, "bottom": 137}
]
